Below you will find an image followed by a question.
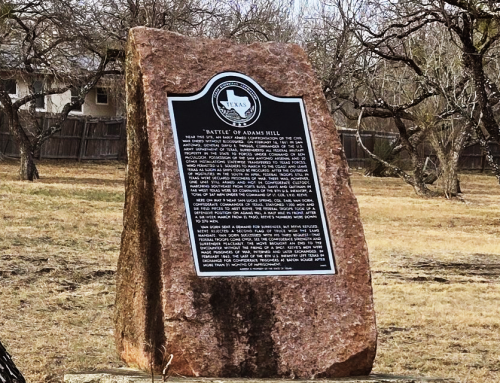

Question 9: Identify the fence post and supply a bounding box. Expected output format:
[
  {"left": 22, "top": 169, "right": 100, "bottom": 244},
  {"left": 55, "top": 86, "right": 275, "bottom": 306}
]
[
  {"left": 38, "top": 115, "right": 45, "bottom": 159},
  {"left": 481, "top": 152, "right": 486, "bottom": 173},
  {"left": 120, "top": 119, "right": 127, "bottom": 160},
  {"left": 78, "top": 118, "right": 88, "bottom": 161}
]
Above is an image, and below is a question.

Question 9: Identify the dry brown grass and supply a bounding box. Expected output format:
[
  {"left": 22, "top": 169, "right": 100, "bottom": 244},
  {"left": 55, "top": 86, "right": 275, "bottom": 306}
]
[
  {"left": 0, "top": 160, "right": 499, "bottom": 382},
  {"left": 0, "top": 160, "right": 126, "bottom": 382},
  {"left": 354, "top": 172, "right": 500, "bottom": 383}
]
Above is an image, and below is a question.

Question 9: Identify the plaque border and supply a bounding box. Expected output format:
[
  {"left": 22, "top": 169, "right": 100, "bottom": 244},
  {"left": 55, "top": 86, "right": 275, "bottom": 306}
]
[{"left": 168, "top": 72, "right": 336, "bottom": 277}]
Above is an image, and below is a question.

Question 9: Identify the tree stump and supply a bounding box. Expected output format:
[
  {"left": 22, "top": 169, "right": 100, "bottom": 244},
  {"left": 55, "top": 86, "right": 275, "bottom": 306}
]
[{"left": 0, "top": 340, "right": 26, "bottom": 383}]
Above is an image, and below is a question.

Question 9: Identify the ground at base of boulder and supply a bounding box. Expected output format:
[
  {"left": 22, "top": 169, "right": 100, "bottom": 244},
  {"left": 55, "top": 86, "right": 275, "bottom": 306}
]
[{"left": 64, "top": 368, "right": 455, "bottom": 383}]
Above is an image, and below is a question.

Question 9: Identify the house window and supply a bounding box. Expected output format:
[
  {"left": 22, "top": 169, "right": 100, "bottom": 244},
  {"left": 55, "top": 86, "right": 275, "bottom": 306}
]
[
  {"left": 70, "top": 88, "right": 83, "bottom": 113},
  {"left": 33, "top": 80, "right": 45, "bottom": 110},
  {"left": 96, "top": 87, "right": 108, "bottom": 105},
  {"left": 0, "top": 79, "right": 17, "bottom": 96}
]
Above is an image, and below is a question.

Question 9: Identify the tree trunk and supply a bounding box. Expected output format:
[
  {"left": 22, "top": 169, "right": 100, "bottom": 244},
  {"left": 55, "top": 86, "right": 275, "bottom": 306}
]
[
  {"left": 19, "top": 144, "right": 39, "bottom": 181},
  {"left": 435, "top": 149, "right": 462, "bottom": 198},
  {"left": 439, "top": 159, "right": 460, "bottom": 197},
  {"left": 365, "top": 162, "right": 389, "bottom": 177},
  {"left": 365, "top": 138, "right": 403, "bottom": 177},
  {"left": 411, "top": 177, "right": 430, "bottom": 196},
  {"left": 409, "top": 152, "right": 431, "bottom": 196},
  {"left": 476, "top": 134, "right": 500, "bottom": 184},
  {"left": 0, "top": 341, "right": 26, "bottom": 383},
  {"left": 0, "top": 103, "right": 40, "bottom": 181}
]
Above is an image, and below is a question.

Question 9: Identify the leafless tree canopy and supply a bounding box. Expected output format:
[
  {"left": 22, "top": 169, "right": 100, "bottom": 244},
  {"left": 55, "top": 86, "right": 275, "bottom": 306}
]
[
  {"left": 0, "top": 0, "right": 300, "bottom": 180},
  {"left": 0, "top": 0, "right": 123, "bottom": 179},
  {"left": 303, "top": 0, "right": 500, "bottom": 196},
  {"left": 1, "top": 0, "right": 499, "bottom": 193},
  {"left": 87, "top": 0, "right": 299, "bottom": 44}
]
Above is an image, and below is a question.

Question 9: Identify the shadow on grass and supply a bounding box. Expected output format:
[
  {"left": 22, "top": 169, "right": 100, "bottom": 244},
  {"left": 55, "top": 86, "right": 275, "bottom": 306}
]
[
  {"left": 24, "top": 186, "right": 124, "bottom": 203},
  {"left": 38, "top": 176, "right": 124, "bottom": 188}
]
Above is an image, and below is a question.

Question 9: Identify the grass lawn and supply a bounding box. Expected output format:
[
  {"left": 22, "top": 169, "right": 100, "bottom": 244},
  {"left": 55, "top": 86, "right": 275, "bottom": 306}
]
[
  {"left": 0, "top": 160, "right": 499, "bottom": 382},
  {"left": 356, "top": 173, "right": 500, "bottom": 382}
]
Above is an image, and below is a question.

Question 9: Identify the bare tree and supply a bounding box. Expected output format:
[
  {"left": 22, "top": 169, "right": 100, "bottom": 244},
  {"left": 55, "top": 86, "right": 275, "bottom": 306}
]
[
  {"left": 304, "top": 1, "right": 436, "bottom": 195},
  {"left": 306, "top": 0, "right": 498, "bottom": 196},
  {"left": 209, "top": 0, "right": 300, "bottom": 43},
  {"left": 0, "top": 0, "right": 122, "bottom": 180},
  {"left": 356, "top": 21, "right": 480, "bottom": 197},
  {"left": 91, "top": 0, "right": 300, "bottom": 46},
  {"left": 349, "top": 0, "right": 500, "bottom": 184},
  {"left": 303, "top": 1, "right": 359, "bottom": 122},
  {"left": 0, "top": 0, "right": 304, "bottom": 182},
  {"left": 90, "top": 0, "right": 218, "bottom": 43}
]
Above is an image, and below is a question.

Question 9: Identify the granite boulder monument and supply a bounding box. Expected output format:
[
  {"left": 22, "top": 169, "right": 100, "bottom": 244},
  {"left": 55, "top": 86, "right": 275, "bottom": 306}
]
[{"left": 115, "top": 27, "right": 377, "bottom": 378}]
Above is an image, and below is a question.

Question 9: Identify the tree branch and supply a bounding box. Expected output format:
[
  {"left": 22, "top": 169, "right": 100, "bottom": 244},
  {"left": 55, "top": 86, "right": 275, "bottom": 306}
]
[{"left": 355, "top": 108, "right": 415, "bottom": 185}]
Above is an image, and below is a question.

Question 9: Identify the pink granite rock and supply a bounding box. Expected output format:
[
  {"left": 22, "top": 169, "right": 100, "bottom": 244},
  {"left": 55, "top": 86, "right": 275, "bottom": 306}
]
[{"left": 115, "top": 27, "right": 377, "bottom": 378}]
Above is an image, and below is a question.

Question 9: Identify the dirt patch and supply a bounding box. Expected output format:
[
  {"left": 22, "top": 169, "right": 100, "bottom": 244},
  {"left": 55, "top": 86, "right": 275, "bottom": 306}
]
[
  {"left": 373, "top": 253, "right": 500, "bottom": 284},
  {"left": 413, "top": 254, "right": 500, "bottom": 278}
]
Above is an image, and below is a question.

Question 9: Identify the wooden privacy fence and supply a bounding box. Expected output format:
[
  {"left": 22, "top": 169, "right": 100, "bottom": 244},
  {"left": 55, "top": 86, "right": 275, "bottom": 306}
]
[
  {"left": 1, "top": 120, "right": 498, "bottom": 170},
  {"left": 339, "top": 130, "right": 401, "bottom": 169},
  {"left": 0, "top": 115, "right": 127, "bottom": 161},
  {"left": 338, "top": 129, "right": 500, "bottom": 171}
]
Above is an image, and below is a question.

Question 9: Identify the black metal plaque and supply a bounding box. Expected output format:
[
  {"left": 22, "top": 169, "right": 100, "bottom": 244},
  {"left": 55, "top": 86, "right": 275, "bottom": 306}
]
[{"left": 168, "top": 72, "right": 335, "bottom": 276}]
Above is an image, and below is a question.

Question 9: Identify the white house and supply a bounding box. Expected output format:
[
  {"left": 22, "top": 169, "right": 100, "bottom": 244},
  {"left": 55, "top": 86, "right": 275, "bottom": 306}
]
[{"left": 0, "top": 74, "right": 123, "bottom": 118}]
